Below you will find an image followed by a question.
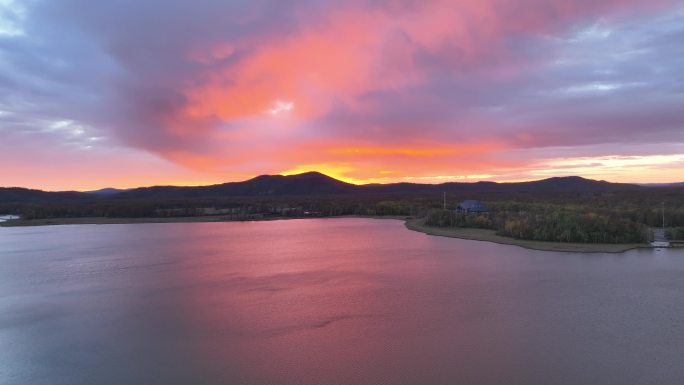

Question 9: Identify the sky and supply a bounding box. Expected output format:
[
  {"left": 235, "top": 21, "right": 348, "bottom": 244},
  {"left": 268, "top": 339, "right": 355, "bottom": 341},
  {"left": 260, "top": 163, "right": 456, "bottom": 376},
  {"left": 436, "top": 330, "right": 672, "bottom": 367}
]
[{"left": 1, "top": 0, "right": 683, "bottom": 191}]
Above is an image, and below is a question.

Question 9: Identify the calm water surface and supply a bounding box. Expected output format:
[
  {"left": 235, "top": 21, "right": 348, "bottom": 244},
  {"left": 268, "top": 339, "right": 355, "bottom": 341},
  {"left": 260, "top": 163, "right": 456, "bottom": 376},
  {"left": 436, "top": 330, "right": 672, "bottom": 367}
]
[{"left": 1, "top": 219, "right": 683, "bottom": 384}]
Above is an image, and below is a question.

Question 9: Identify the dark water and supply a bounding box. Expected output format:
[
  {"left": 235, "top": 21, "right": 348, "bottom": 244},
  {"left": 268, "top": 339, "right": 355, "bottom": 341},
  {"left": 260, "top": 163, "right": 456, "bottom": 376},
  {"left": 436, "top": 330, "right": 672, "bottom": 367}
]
[{"left": 1, "top": 219, "right": 683, "bottom": 385}]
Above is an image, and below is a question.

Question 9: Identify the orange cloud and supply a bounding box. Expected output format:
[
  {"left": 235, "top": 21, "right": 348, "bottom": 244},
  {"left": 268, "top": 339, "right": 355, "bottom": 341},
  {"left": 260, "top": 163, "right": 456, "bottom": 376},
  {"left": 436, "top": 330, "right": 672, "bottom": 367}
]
[{"left": 4, "top": 0, "right": 683, "bottom": 190}]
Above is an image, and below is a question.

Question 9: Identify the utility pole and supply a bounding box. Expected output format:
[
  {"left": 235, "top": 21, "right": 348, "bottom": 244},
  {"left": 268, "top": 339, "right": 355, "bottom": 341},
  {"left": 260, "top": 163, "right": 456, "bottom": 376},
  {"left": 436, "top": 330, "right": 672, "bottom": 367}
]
[
  {"left": 662, "top": 202, "right": 666, "bottom": 231},
  {"left": 443, "top": 192, "right": 447, "bottom": 210}
]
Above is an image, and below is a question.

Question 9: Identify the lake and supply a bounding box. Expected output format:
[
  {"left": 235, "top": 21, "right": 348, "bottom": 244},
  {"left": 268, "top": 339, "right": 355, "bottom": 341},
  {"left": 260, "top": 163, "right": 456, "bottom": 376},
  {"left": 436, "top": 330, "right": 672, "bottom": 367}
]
[{"left": 1, "top": 218, "right": 683, "bottom": 384}]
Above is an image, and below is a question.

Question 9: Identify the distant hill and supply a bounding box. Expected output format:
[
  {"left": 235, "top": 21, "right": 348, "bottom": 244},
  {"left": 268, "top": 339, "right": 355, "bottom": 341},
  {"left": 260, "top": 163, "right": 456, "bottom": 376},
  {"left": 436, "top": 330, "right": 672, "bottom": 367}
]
[
  {"left": 0, "top": 187, "right": 88, "bottom": 203},
  {"left": 114, "top": 171, "right": 358, "bottom": 199},
  {"left": 487, "top": 176, "right": 642, "bottom": 192},
  {"left": 364, "top": 176, "right": 642, "bottom": 194},
  {"left": 640, "top": 182, "right": 684, "bottom": 188},
  {"left": 0, "top": 172, "right": 654, "bottom": 204},
  {"left": 85, "top": 188, "right": 129, "bottom": 196}
]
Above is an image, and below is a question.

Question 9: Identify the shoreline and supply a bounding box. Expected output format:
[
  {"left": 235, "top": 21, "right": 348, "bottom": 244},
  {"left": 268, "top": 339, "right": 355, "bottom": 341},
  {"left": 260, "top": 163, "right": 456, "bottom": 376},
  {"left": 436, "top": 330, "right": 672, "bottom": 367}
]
[
  {"left": 0, "top": 215, "right": 408, "bottom": 227},
  {"left": 405, "top": 218, "right": 647, "bottom": 253},
  {"left": 1, "top": 215, "right": 651, "bottom": 253}
]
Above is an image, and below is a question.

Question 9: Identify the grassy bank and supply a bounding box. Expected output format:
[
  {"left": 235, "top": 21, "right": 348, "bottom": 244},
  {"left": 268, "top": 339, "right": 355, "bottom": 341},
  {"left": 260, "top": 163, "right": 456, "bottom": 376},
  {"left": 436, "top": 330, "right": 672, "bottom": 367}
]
[{"left": 405, "top": 218, "right": 646, "bottom": 253}]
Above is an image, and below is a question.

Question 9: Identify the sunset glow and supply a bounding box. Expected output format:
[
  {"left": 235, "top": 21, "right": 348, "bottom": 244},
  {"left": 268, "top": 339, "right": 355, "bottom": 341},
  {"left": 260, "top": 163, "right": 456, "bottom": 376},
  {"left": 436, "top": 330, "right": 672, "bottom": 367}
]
[{"left": 1, "top": 0, "right": 683, "bottom": 190}]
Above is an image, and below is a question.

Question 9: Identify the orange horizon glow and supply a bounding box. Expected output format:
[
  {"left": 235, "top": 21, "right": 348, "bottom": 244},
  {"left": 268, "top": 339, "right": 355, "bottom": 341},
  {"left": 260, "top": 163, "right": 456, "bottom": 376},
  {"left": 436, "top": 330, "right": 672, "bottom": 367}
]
[{"left": 10, "top": 158, "right": 683, "bottom": 192}]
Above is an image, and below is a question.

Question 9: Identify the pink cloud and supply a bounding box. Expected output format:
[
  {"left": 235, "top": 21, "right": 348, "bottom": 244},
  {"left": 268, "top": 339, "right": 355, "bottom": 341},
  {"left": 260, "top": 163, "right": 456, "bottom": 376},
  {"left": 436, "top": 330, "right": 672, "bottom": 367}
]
[{"left": 1, "top": 0, "right": 683, "bottom": 188}]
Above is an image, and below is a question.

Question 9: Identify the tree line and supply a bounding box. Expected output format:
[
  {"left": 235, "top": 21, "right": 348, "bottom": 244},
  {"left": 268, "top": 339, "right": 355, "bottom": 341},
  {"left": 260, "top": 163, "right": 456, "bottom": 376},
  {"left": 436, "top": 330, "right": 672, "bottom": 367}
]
[
  {"left": 2, "top": 188, "right": 683, "bottom": 244},
  {"left": 424, "top": 206, "right": 648, "bottom": 244}
]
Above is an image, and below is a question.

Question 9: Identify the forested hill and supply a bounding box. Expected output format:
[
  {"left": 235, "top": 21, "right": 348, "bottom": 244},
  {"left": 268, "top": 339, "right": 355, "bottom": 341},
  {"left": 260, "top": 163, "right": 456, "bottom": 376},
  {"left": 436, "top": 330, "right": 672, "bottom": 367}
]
[
  {"left": 363, "top": 176, "right": 642, "bottom": 194},
  {"left": 0, "top": 187, "right": 88, "bottom": 204},
  {"left": 0, "top": 172, "right": 665, "bottom": 204},
  {"left": 113, "top": 172, "right": 358, "bottom": 200}
]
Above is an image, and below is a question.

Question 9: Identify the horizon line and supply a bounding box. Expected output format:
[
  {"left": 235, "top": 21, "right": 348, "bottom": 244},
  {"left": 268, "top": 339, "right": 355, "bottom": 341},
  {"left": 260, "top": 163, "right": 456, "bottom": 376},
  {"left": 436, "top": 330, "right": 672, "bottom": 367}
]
[{"left": 1, "top": 171, "right": 682, "bottom": 193}]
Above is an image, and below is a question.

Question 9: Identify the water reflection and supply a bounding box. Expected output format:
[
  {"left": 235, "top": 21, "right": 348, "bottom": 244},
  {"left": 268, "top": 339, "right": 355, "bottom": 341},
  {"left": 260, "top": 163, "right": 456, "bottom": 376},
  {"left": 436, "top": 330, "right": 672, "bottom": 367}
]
[{"left": 1, "top": 219, "right": 683, "bottom": 384}]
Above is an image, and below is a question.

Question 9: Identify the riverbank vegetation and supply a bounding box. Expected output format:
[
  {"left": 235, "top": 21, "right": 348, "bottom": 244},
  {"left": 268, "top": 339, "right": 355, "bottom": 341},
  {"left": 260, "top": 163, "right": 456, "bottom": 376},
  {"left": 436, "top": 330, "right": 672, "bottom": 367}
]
[
  {"left": 423, "top": 205, "right": 648, "bottom": 244},
  {"left": 2, "top": 188, "right": 683, "bottom": 246},
  {"left": 666, "top": 227, "right": 684, "bottom": 240},
  {"left": 406, "top": 219, "right": 644, "bottom": 253}
]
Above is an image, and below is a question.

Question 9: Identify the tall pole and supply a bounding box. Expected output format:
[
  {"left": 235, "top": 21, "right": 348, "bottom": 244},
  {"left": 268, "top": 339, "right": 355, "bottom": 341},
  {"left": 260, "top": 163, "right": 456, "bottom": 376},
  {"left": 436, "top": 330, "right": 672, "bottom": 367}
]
[
  {"left": 443, "top": 192, "right": 446, "bottom": 210},
  {"left": 662, "top": 202, "right": 665, "bottom": 231}
]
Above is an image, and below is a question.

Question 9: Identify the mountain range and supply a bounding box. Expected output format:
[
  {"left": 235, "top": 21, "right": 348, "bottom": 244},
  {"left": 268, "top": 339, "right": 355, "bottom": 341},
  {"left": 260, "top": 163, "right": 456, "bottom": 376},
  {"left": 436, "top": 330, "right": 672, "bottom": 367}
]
[{"left": 1, "top": 172, "right": 680, "bottom": 204}]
